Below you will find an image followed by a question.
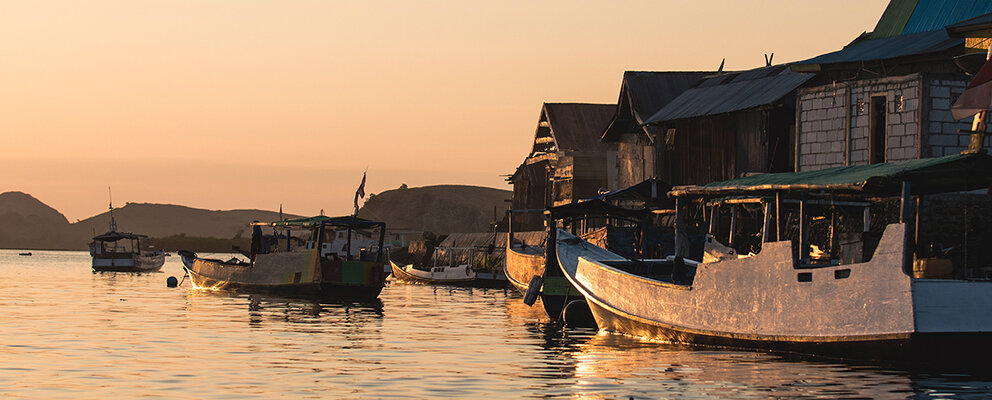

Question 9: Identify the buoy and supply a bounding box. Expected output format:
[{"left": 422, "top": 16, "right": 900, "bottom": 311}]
[{"left": 166, "top": 276, "right": 178, "bottom": 288}]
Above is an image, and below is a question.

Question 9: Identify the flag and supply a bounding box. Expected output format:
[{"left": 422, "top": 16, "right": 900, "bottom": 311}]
[
  {"left": 353, "top": 171, "right": 366, "bottom": 216},
  {"left": 952, "top": 56, "right": 992, "bottom": 120}
]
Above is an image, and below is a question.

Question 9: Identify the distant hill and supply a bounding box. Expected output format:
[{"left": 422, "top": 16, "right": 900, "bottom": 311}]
[
  {"left": 70, "top": 203, "right": 300, "bottom": 240},
  {"left": 0, "top": 185, "right": 510, "bottom": 250},
  {"left": 0, "top": 192, "right": 74, "bottom": 249},
  {"left": 357, "top": 185, "right": 510, "bottom": 233}
]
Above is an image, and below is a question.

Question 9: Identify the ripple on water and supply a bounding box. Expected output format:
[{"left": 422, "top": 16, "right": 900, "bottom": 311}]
[{"left": 3, "top": 250, "right": 992, "bottom": 398}]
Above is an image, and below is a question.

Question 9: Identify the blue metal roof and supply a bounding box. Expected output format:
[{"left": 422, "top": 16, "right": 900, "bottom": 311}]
[
  {"left": 902, "top": 0, "right": 992, "bottom": 35},
  {"left": 643, "top": 67, "right": 813, "bottom": 124},
  {"left": 793, "top": 29, "right": 960, "bottom": 66}
]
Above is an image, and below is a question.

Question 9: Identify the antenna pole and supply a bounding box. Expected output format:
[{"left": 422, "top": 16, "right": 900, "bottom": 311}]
[{"left": 108, "top": 187, "right": 117, "bottom": 231}]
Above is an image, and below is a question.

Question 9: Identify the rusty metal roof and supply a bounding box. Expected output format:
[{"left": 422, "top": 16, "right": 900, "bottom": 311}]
[
  {"left": 602, "top": 71, "right": 711, "bottom": 142},
  {"left": 542, "top": 103, "right": 615, "bottom": 152},
  {"left": 643, "top": 66, "right": 813, "bottom": 124}
]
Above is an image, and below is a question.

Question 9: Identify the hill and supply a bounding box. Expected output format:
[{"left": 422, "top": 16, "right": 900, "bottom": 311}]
[
  {"left": 357, "top": 184, "right": 510, "bottom": 233},
  {"left": 70, "top": 203, "right": 300, "bottom": 240},
  {"left": 0, "top": 192, "right": 74, "bottom": 249},
  {"left": 0, "top": 185, "right": 511, "bottom": 250}
]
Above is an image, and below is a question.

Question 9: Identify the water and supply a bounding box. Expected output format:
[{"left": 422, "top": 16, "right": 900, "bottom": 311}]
[{"left": 2, "top": 250, "right": 992, "bottom": 399}]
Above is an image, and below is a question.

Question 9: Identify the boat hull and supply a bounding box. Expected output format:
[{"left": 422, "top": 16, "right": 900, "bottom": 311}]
[
  {"left": 561, "top": 224, "right": 992, "bottom": 359},
  {"left": 390, "top": 260, "right": 508, "bottom": 288},
  {"left": 92, "top": 253, "right": 165, "bottom": 272},
  {"left": 504, "top": 244, "right": 544, "bottom": 294},
  {"left": 180, "top": 250, "right": 385, "bottom": 300}
]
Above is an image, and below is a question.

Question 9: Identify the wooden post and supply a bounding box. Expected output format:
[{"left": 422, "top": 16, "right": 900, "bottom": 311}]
[
  {"left": 346, "top": 226, "right": 352, "bottom": 261},
  {"left": 545, "top": 212, "right": 557, "bottom": 273},
  {"left": 775, "top": 192, "right": 783, "bottom": 242},
  {"left": 708, "top": 204, "right": 718, "bottom": 235},
  {"left": 675, "top": 197, "right": 688, "bottom": 258},
  {"left": 762, "top": 201, "right": 774, "bottom": 243},
  {"left": 377, "top": 224, "right": 385, "bottom": 262},
  {"left": 829, "top": 211, "right": 838, "bottom": 259},
  {"left": 507, "top": 211, "right": 514, "bottom": 247},
  {"left": 863, "top": 206, "right": 871, "bottom": 233},
  {"left": 799, "top": 194, "right": 809, "bottom": 264},
  {"left": 729, "top": 205, "right": 738, "bottom": 248},
  {"left": 900, "top": 180, "right": 912, "bottom": 274}
]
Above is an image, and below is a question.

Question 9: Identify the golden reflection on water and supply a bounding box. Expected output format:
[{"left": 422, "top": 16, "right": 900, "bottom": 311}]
[{"left": 4, "top": 250, "right": 992, "bottom": 399}]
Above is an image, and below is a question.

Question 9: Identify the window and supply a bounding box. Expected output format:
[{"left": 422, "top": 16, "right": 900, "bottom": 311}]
[{"left": 869, "top": 95, "right": 887, "bottom": 164}]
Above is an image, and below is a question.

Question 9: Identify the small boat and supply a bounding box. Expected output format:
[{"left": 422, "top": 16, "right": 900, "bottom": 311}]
[
  {"left": 18, "top": 252, "right": 31, "bottom": 256},
  {"left": 90, "top": 231, "right": 166, "bottom": 272},
  {"left": 390, "top": 232, "right": 509, "bottom": 288},
  {"left": 179, "top": 215, "right": 387, "bottom": 299},
  {"left": 561, "top": 154, "right": 992, "bottom": 359}
]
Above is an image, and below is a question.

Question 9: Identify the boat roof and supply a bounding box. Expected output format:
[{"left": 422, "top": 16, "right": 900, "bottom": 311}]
[
  {"left": 670, "top": 153, "right": 992, "bottom": 198},
  {"left": 92, "top": 231, "right": 148, "bottom": 242},
  {"left": 261, "top": 215, "right": 385, "bottom": 229},
  {"left": 547, "top": 198, "right": 649, "bottom": 222}
]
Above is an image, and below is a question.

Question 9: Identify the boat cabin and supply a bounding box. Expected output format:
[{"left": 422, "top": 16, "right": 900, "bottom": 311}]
[
  {"left": 89, "top": 231, "right": 149, "bottom": 258},
  {"left": 251, "top": 216, "right": 386, "bottom": 263},
  {"left": 670, "top": 153, "right": 992, "bottom": 279}
]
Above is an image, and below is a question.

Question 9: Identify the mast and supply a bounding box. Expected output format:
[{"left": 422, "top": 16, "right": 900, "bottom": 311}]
[{"left": 108, "top": 186, "right": 117, "bottom": 231}]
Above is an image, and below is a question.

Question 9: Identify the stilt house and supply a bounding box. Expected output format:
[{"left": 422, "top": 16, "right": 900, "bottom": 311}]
[
  {"left": 600, "top": 71, "right": 712, "bottom": 190},
  {"left": 791, "top": 0, "right": 992, "bottom": 171},
  {"left": 508, "top": 103, "right": 616, "bottom": 229},
  {"left": 643, "top": 66, "right": 814, "bottom": 185}
]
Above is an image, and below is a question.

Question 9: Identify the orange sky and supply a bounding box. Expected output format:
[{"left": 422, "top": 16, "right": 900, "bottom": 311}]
[{"left": 1, "top": 0, "right": 889, "bottom": 221}]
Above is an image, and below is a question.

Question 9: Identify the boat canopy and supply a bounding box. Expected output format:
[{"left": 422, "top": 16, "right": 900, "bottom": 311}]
[
  {"left": 262, "top": 215, "right": 385, "bottom": 229},
  {"left": 591, "top": 178, "right": 674, "bottom": 208},
  {"left": 670, "top": 153, "right": 992, "bottom": 198},
  {"left": 92, "top": 231, "right": 148, "bottom": 242},
  {"left": 547, "top": 198, "right": 650, "bottom": 222}
]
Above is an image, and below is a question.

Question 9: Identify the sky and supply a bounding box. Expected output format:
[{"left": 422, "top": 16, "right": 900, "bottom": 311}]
[{"left": 1, "top": 0, "right": 890, "bottom": 221}]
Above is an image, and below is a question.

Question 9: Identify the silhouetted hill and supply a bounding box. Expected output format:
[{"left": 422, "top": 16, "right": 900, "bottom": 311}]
[
  {"left": 0, "top": 185, "right": 510, "bottom": 250},
  {"left": 0, "top": 192, "right": 74, "bottom": 249},
  {"left": 70, "top": 203, "right": 300, "bottom": 241},
  {"left": 357, "top": 185, "right": 510, "bottom": 233}
]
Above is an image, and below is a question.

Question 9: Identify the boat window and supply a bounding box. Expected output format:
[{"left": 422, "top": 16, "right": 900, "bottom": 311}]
[
  {"left": 834, "top": 269, "right": 851, "bottom": 279},
  {"left": 797, "top": 272, "right": 812, "bottom": 282}
]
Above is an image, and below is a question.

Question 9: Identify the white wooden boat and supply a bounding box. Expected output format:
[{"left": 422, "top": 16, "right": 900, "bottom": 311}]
[{"left": 559, "top": 154, "right": 992, "bottom": 359}]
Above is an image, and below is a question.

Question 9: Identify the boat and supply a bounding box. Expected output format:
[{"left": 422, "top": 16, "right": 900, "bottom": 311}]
[
  {"left": 390, "top": 232, "right": 509, "bottom": 288},
  {"left": 179, "top": 215, "right": 388, "bottom": 299},
  {"left": 559, "top": 154, "right": 992, "bottom": 359},
  {"left": 89, "top": 198, "right": 165, "bottom": 272},
  {"left": 503, "top": 213, "right": 546, "bottom": 293},
  {"left": 18, "top": 252, "right": 31, "bottom": 256}
]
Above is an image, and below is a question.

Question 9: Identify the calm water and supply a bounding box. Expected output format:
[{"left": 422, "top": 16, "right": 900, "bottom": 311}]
[{"left": 2, "top": 250, "right": 992, "bottom": 399}]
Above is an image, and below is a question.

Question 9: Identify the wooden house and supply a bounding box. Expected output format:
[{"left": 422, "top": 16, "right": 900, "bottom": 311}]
[
  {"left": 791, "top": 1, "right": 992, "bottom": 171},
  {"left": 508, "top": 103, "right": 615, "bottom": 229},
  {"left": 600, "top": 71, "right": 712, "bottom": 190},
  {"left": 642, "top": 66, "right": 813, "bottom": 185}
]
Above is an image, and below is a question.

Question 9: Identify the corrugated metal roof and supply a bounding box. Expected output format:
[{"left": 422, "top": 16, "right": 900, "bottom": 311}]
[
  {"left": 946, "top": 11, "right": 992, "bottom": 34},
  {"left": 671, "top": 153, "right": 992, "bottom": 198},
  {"left": 902, "top": 0, "right": 992, "bottom": 35},
  {"left": 873, "top": 0, "right": 992, "bottom": 38},
  {"left": 643, "top": 67, "right": 813, "bottom": 124},
  {"left": 543, "top": 103, "right": 615, "bottom": 152},
  {"left": 793, "top": 29, "right": 959, "bottom": 66},
  {"left": 602, "top": 71, "right": 711, "bottom": 141},
  {"left": 872, "top": 0, "right": 921, "bottom": 38}
]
